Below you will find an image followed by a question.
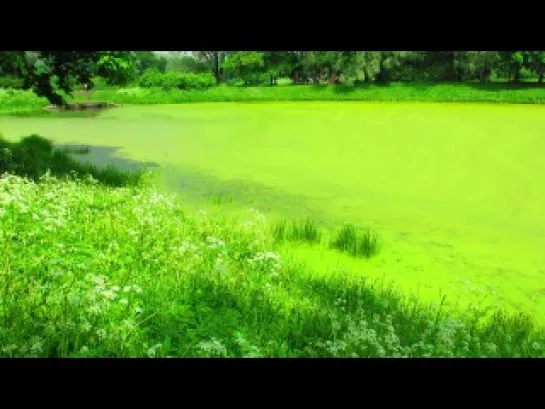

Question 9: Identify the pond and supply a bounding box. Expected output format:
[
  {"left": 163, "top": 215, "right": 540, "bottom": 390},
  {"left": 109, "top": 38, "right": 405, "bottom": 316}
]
[{"left": 3, "top": 101, "right": 545, "bottom": 319}]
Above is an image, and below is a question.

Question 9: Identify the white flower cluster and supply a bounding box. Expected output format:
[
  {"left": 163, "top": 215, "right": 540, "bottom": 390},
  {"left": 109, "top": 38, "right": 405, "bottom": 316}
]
[
  {"left": 247, "top": 251, "right": 282, "bottom": 275},
  {"left": 196, "top": 337, "right": 227, "bottom": 357}
]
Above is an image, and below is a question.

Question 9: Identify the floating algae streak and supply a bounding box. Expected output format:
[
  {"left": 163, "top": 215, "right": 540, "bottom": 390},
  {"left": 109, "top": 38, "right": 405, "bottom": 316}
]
[{"left": 44, "top": 101, "right": 119, "bottom": 112}]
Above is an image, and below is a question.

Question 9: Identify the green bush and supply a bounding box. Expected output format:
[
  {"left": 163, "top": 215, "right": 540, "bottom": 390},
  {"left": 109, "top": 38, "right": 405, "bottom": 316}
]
[
  {"left": 135, "top": 69, "right": 216, "bottom": 90},
  {"left": 0, "top": 76, "right": 24, "bottom": 89}
]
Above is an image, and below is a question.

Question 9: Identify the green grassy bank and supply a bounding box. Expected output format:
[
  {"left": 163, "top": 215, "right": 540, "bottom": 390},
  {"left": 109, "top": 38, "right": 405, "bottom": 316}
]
[
  {"left": 1, "top": 82, "right": 545, "bottom": 116},
  {"left": 1, "top": 167, "right": 544, "bottom": 357}
]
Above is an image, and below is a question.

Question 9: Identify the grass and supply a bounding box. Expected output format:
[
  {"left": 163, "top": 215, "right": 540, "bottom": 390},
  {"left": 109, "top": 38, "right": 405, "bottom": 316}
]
[
  {"left": 3, "top": 102, "right": 545, "bottom": 322},
  {"left": 0, "top": 134, "right": 144, "bottom": 187},
  {"left": 1, "top": 81, "right": 545, "bottom": 116},
  {"left": 78, "top": 82, "right": 545, "bottom": 105},
  {"left": 272, "top": 218, "right": 322, "bottom": 244},
  {"left": 331, "top": 224, "right": 379, "bottom": 258},
  {"left": 1, "top": 171, "right": 545, "bottom": 357}
]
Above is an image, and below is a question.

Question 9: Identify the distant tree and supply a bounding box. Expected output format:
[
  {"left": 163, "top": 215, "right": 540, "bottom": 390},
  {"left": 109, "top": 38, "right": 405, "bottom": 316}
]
[
  {"left": 462, "top": 52, "right": 501, "bottom": 83},
  {"left": 222, "top": 51, "right": 265, "bottom": 85},
  {"left": 526, "top": 51, "right": 545, "bottom": 83},
  {"left": 500, "top": 51, "right": 526, "bottom": 82},
  {"left": 195, "top": 51, "right": 228, "bottom": 84},
  {"left": 340, "top": 52, "right": 382, "bottom": 83},
  {"left": 262, "top": 51, "right": 292, "bottom": 85},
  {"left": 133, "top": 51, "right": 167, "bottom": 74},
  {"left": 166, "top": 53, "right": 209, "bottom": 73},
  {"left": 1, "top": 51, "right": 135, "bottom": 105}
]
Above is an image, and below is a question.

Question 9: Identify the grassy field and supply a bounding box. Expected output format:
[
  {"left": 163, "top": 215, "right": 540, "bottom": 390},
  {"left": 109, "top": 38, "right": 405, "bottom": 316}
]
[
  {"left": 1, "top": 170, "right": 544, "bottom": 357},
  {"left": 3, "top": 102, "right": 545, "bottom": 325},
  {"left": 1, "top": 82, "right": 545, "bottom": 117}
]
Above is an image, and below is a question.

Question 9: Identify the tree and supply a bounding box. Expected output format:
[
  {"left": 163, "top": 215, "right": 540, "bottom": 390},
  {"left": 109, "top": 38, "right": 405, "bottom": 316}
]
[
  {"left": 165, "top": 53, "right": 208, "bottom": 73},
  {"left": 525, "top": 51, "right": 545, "bottom": 83},
  {"left": 262, "top": 52, "right": 292, "bottom": 85},
  {"left": 1, "top": 51, "right": 134, "bottom": 105},
  {"left": 195, "top": 51, "right": 227, "bottom": 84},
  {"left": 133, "top": 51, "right": 167, "bottom": 74},
  {"left": 500, "top": 51, "right": 526, "bottom": 82},
  {"left": 460, "top": 52, "right": 501, "bottom": 83},
  {"left": 222, "top": 51, "right": 265, "bottom": 85},
  {"left": 340, "top": 52, "right": 382, "bottom": 83}
]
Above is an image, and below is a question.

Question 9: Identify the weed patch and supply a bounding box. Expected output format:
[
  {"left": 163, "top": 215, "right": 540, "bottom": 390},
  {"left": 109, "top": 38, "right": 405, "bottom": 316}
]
[
  {"left": 330, "top": 224, "right": 379, "bottom": 258},
  {"left": 273, "top": 218, "right": 321, "bottom": 244}
]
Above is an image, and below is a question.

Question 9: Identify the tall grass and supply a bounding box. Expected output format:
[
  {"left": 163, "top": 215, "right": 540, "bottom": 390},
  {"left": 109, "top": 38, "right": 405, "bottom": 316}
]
[
  {"left": 2, "top": 82, "right": 545, "bottom": 116},
  {"left": 331, "top": 224, "right": 380, "bottom": 258},
  {"left": 1, "top": 172, "right": 545, "bottom": 357},
  {"left": 272, "top": 219, "right": 322, "bottom": 244}
]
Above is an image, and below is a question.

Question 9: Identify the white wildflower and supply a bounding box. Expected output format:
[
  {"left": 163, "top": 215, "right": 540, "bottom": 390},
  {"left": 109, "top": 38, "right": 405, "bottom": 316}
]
[{"left": 147, "top": 343, "right": 162, "bottom": 358}]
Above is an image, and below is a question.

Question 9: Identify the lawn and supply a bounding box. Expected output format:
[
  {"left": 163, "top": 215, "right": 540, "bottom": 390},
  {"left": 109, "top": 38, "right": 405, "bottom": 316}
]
[{"left": 3, "top": 102, "right": 545, "bottom": 322}]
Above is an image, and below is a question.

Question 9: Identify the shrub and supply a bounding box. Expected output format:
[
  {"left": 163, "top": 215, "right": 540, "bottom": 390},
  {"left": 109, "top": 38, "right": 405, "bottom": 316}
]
[{"left": 135, "top": 69, "right": 216, "bottom": 91}]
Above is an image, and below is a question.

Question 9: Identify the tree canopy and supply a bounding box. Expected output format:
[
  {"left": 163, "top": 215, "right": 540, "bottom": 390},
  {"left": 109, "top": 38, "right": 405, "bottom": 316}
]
[{"left": 1, "top": 51, "right": 135, "bottom": 105}]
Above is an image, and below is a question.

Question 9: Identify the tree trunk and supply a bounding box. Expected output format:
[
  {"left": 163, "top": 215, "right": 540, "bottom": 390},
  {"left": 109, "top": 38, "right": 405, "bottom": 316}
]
[
  {"left": 513, "top": 66, "right": 521, "bottom": 82},
  {"left": 538, "top": 71, "right": 543, "bottom": 83},
  {"left": 456, "top": 68, "right": 463, "bottom": 82},
  {"left": 214, "top": 53, "right": 222, "bottom": 85}
]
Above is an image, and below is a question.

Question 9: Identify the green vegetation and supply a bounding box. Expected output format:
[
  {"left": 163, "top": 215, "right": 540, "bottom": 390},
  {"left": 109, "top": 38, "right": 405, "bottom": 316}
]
[
  {"left": 1, "top": 51, "right": 544, "bottom": 109},
  {"left": 272, "top": 219, "right": 322, "bottom": 244},
  {"left": 1, "top": 172, "right": 544, "bottom": 357},
  {"left": 2, "top": 50, "right": 545, "bottom": 358},
  {"left": 0, "top": 134, "right": 144, "bottom": 187},
  {"left": 135, "top": 69, "right": 216, "bottom": 90},
  {"left": 2, "top": 82, "right": 545, "bottom": 116},
  {"left": 331, "top": 224, "right": 379, "bottom": 259}
]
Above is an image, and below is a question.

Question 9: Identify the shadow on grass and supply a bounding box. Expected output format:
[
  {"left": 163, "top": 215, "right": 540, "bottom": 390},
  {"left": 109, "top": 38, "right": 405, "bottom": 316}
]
[
  {"left": 0, "top": 135, "right": 159, "bottom": 187},
  {"left": 327, "top": 81, "right": 545, "bottom": 94},
  {"left": 466, "top": 81, "right": 545, "bottom": 92}
]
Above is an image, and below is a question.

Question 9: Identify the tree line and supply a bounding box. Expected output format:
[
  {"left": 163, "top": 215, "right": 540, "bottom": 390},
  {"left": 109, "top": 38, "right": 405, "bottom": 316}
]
[
  {"left": 1, "top": 51, "right": 544, "bottom": 105},
  {"left": 131, "top": 51, "right": 545, "bottom": 85},
  {"left": 190, "top": 51, "right": 545, "bottom": 85}
]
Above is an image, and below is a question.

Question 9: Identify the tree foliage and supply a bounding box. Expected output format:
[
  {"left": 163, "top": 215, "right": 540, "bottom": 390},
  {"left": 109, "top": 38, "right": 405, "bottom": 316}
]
[
  {"left": 1, "top": 51, "right": 135, "bottom": 105},
  {"left": 222, "top": 52, "right": 265, "bottom": 85},
  {"left": 132, "top": 51, "right": 167, "bottom": 75},
  {"left": 195, "top": 51, "right": 228, "bottom": 84}
]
